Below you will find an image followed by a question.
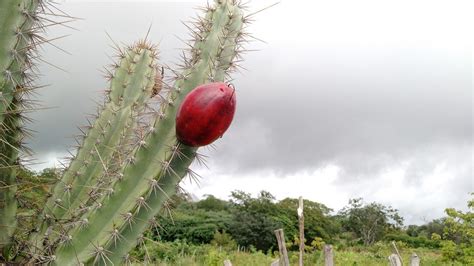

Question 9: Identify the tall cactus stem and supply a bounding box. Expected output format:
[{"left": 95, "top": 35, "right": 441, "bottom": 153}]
[
  {"left": 0, "top": 99, "right": 21, "bottom": 254},
  {"left": 0, "top": 0, "right": 39, "bottom": 253},
  {"left": 30, "top": 43, "right": 158, "bottom": 255}
]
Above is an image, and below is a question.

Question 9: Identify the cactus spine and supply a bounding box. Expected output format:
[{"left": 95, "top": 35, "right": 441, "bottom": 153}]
[{"left": 0, "top": 0, "right": 251, "bottom": 263}]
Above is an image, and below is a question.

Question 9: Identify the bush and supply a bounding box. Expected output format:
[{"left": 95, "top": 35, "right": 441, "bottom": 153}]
[
  {"left": 130, "top": 239, "right": 197, "bottom": 262},
  {"left": 384, "top": 234, "right": 440, "bottom": 248},
  {"left": 210, "top": 231, "right": 237, "bottom": 251},
  {"left": 440, "top": 240, "right": 474, "bottom": 265},
  {"left": 154, "top": 209, "right": 232, "bottom": 244},
  {"left": 203, "top": 248, "right": 228, "bottom": 266},
  {"left": 310, "top": 237, "right": 325, "bottom": 251}
]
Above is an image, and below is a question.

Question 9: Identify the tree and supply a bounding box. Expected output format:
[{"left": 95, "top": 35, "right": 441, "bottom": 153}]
[
  {"left": 440, "top": 194, "right": 473, "bottom": 264},
  {"left": 228, "top": 190, "right": 283, "bottom": 251},
  {"left": 339, "top": 198, "right": 403, "bottom": 245},
  {"left": 195, "top": 195, "right": 229, "bottom": 211},
  {"left": 406, "top": 218, "right": 445, "bottom": 238},
  {"left": 277, "top": 198, "right": 338, "bottom": 245},
  {"left": 152, "top": 196, "right": 232, "bottom": 244},
  {"left": 406, "top": 224, "right": 422, "bottom": 237}
]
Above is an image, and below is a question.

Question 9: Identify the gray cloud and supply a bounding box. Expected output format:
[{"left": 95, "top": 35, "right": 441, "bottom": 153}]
[{"left": 207, "top": 45, "right": 472, "bottom": 174}]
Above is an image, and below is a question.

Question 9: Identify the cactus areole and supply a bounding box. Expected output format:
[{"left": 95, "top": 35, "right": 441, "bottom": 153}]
[{"left": 176, "top": 82, "right": 236, "bottom": 147}]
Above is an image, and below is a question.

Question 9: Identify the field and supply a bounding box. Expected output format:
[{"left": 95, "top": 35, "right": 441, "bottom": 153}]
[{"left": 130, "top": 241, "right": 463, "bottom": 266}]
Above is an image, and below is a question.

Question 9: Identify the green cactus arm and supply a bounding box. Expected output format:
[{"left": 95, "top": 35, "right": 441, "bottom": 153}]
[
  {"left": 213, "top": 7, "right": 244, "bottom": 81},
  {"left": 43, "top": 46, "right": 156, "bottom": 219},
  {"left": 0, "top": 0, "right": 37, "bottom": 124},
  {"left": 99, "top": 144, "right": 196, "bottom": 265},
  {"left": 29, "top": 44, "right": 157, "bottom": 257},
  {"left": 0, "top": 0, "right": 39, "bottom": 253},
  {"left": 28, "top": 50, "right": 130, "bottom": 250},
  {"left": 52, "top": 1, "right": 245, "bottom": 264},
  {"left": 0, "top": 99, "right": 21, "bottom": 253},
  {"left": 52, "top": 123, "right": 177, "bottom": 264},
  {"left": 0, "top": 0, "right": 23, "bottom": 121}
]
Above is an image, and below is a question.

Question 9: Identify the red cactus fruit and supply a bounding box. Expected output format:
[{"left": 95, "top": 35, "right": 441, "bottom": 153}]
[{"left": 176, "top": 82, "right": 236, "bottom": 147}]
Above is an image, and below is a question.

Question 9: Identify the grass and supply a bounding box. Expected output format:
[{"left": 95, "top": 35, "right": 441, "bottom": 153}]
[{"left": 130, "top": 241, "right": 463, "bottom": 266}]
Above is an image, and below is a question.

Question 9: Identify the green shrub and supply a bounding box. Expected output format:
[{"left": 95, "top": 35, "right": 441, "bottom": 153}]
[
  {"left": 385, "top": 233, "right": 441, "bottom": 248},
  {"left": 210, "top": 231, "right": 237, "bottom": 251}
]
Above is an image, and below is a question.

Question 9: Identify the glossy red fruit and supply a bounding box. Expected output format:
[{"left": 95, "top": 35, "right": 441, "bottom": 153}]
[{"left": 176, "top": 82, "right": 236, "bottom": 147}]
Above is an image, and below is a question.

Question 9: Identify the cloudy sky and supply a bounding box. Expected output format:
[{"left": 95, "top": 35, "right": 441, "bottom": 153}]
[{"left": 30, "top": 0, "right": 472, "bottom": 225}]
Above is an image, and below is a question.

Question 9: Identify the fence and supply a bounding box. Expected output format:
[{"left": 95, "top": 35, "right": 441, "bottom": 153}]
[
  {"left": 223, "top": 196, "right": 422, "bottom": 266},
  {"left": 273, "top": 230, "right": 420, "bottom": 266}
]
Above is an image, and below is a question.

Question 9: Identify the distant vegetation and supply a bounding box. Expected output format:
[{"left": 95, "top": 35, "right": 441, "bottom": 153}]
[{"left": 20, "top": 168, "right": 473, "bottom": 265}]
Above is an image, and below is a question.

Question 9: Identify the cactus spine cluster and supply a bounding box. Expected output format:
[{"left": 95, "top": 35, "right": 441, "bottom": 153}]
[{"left": 0, "top": 0, "right": 249, "bottom": 264}]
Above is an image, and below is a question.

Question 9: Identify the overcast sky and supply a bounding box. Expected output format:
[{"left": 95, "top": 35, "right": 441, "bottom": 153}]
[{"left": 30, "top": 0, "right": 472, "bottom": 225}]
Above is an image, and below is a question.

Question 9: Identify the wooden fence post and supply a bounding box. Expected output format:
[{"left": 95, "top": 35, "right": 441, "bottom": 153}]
[
  {"left": 274, "top": 229, "right": 290, "bottom": 266},
  {"left": 388, "top": 254, "right": 402, "bottom": 266},
  {"left": 410, "top": 253, "right": 420, "bottom": 266},
  {"left": 391, "top": 241, "right": 403, "bottom": 265},
  {"left": 298, "top": 196, "right": 304, "bottom": 266},
  {"left": 324, "top": 244, "right": 334, "bottom": 266},
  {"left": 270, "top": 259, "right": 280, "bottom": 266}
]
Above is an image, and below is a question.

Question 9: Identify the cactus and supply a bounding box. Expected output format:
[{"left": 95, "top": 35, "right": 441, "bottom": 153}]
[
  {"left": 28, "top": 42, "right": 160, "bottom": 261},
  {"left": 0, "top": 0, "right": 41, "bottom": 252},
  {"left": 0, "top": 0, "right": 251, "bottom": 264}
]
